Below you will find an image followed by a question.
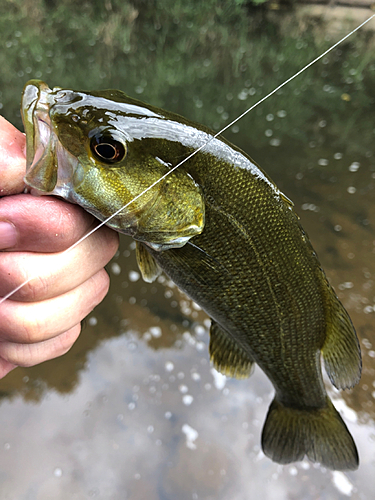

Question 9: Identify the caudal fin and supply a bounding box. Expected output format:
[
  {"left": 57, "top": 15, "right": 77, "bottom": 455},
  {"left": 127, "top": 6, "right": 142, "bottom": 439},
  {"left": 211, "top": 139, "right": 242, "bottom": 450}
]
[{"left": 261, "top": 397, "right": 359, "bottom": 470}]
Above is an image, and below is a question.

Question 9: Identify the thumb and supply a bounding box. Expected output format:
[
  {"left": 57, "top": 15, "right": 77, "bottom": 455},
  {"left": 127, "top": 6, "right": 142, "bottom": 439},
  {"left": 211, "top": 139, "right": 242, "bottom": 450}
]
[{"left": 0, "top": 116, "right": 26, "bottom": 196}]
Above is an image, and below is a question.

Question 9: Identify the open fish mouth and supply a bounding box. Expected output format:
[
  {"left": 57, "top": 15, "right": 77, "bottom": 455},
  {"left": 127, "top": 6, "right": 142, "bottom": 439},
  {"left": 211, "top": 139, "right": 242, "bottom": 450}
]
[
  {"left": 20, "top": 80, "right": 155, "bottom": 234},
  {"left": 21, "top": 79, "right": 205, "bottom": 248},
  {"left": 21, "top": 80, "right": 79, "bottom": 199}
]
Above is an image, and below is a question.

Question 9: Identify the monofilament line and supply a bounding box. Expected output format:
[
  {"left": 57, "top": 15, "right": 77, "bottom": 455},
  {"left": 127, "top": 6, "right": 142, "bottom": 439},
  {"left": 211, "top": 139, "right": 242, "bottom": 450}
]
[{"left": 1, "top": 14, "right": 374, "bottom": 305}]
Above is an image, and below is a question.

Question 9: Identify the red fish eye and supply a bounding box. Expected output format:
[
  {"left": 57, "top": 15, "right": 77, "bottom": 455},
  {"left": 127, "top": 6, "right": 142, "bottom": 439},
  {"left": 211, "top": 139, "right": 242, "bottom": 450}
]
[{"left": 90, "top": 136, "right": 126, "bottom": 164}]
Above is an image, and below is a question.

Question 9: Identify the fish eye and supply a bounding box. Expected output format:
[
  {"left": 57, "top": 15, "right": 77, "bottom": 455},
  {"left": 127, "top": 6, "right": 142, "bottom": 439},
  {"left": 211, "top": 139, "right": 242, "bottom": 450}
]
[{"left": 90, "top": 134, "right": 127, "bottom": 164}]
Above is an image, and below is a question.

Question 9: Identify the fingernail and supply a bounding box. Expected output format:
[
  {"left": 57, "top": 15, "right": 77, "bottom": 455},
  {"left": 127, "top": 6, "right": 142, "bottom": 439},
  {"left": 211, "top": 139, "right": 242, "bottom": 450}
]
[{"left": 0, "top": 222, "right": 18, "bottom": 250}]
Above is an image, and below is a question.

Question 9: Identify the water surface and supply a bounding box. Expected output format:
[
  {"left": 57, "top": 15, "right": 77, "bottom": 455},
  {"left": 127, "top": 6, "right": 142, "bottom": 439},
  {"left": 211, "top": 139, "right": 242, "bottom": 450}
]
[{"left": 0, "top": 3, "right": 375, "bottom": 499}]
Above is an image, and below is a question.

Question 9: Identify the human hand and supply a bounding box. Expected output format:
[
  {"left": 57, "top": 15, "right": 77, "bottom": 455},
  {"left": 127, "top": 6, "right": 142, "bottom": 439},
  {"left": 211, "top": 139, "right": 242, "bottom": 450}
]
[{"left": 0, "top": 116, "right": 119, "bottom": 378}]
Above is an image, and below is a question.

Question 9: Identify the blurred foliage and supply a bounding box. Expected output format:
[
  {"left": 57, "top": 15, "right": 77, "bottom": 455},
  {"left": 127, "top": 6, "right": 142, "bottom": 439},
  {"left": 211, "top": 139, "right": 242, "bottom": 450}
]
[{"left": 0, "top": 0, "right": 374, "bottom": 160}]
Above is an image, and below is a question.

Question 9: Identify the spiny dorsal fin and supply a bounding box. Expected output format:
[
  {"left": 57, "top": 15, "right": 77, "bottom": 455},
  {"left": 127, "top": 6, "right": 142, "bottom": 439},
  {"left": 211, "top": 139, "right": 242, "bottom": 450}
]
[
  {"left": 322, "top": 289, "right": 361, "bottom": 390},
  {"left": 279, "top": 191, "right": 294, "bottom": 209},
  {"left": 136, "top": 241, "right": 162, "bottom": 283},
  {"left": 209, "top": 321, "right": 254, "bottom": 379}
]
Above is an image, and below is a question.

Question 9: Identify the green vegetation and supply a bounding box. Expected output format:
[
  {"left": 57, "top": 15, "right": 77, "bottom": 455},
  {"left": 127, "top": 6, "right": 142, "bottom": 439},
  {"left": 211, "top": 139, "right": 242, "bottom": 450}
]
[{"left": 0, "top": 0, "right": 374, "bottom": 159}]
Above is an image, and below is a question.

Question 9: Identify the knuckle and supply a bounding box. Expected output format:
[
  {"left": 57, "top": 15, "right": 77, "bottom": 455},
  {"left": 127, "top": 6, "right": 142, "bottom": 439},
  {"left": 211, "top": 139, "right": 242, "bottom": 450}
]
[
  {"left": 0, "top": 298, "right": 51, "bottom": 344},
  {"left": 18, "top": 314, "right": 44, "bottom": 344},
  {"left": 108, "top": 230, "right": 120, "bottom": 255},
  {"left": 0, "top": 342, "right": 29, "bottom": 367},
  {"left": 56, "top": 325, "right": 81, "bottom": 354},
  {"left": 0, "top": 255, "right": 51, "bottom": 302},
  {"left": 0, "top": 303, "right": 32, "bottom": 344},
  {"left": 0, "top": 324, "right": 82, "bottom": 368},
  {"left": 38, "top": 200, "right": 85, "bottom": 241},
  {"left": 13, "top": 274, "right": 50, "bottom": 302},
  {"left": 92, "top": 226, "right": 119, "bottom": 261},
  {"left": 91, "top": 270, "right": 110, "bottom": 304}
]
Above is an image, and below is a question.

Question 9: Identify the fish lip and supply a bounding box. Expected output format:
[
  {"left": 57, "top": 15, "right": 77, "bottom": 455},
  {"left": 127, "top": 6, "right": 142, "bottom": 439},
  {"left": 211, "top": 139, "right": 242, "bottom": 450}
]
[
  {"left": 22, "top": 80, "right": 81, "bottom": 198},
  {"left": 22, "top": 81, "right": 52, "bottom": 147},
  {"left": 22, "top": 80, "right": 55, "bottom": 192}
]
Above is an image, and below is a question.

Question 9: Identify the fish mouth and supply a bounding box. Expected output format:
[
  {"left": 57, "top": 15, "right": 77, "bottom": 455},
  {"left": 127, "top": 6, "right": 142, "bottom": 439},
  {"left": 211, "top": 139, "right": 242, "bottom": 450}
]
[
  {"left": 20, "top": 80, "right": 142, "bottom": 232},
  {"left": 21, "top": 79, "right": 79, "bottom": 197},
  {"left": 22, "top": 80, "right": 56, "bottom": 192}
]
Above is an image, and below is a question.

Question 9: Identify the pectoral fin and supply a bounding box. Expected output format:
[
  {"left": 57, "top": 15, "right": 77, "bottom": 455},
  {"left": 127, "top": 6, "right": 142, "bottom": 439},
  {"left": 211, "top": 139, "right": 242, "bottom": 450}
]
[
  {"left": 136, "top": 241, "right": 162, "bottom": 283},
  {"left": 322, "top": 291, "right": 361, "bottom": 390},
  {"left": 209, "top": 321, "right": 254, "bottom": 379}
]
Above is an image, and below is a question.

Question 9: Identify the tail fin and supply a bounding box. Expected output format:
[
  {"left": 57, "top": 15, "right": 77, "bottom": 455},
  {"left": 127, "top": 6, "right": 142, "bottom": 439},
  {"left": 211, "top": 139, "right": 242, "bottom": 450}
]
[{"left": 261, "top": 397, "right": 359, "bottom": 470}]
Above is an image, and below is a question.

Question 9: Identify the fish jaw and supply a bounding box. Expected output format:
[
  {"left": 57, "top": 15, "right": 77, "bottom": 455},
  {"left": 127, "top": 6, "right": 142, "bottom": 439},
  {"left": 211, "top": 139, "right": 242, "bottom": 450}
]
[
  {"left": 21, "top": 80, "right": 140, "bottom": 229},
  {"left": 21, "top": 80, "right": 206, "bottom": 250},
  {"left": 21, "top": 80, "right": 81, "bottom": 202}
]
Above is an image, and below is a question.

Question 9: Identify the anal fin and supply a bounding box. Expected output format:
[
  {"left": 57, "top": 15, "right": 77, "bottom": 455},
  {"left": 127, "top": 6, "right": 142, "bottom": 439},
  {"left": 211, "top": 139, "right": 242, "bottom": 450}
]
[
  {"left": 209, "top": 321, "right": 254, "bottom": 379},
  {"left": 136, "top": 241, "right": 162, "bottom": 283},
  {"left": 322, "top": 292, "right": 361, "bottom": 390}
]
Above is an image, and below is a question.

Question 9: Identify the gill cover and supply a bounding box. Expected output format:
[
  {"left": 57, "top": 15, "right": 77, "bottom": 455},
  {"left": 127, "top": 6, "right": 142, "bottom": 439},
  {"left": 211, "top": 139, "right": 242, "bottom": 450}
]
[{"left": 21, "top": 80, "right": 205, "bottom": 251}]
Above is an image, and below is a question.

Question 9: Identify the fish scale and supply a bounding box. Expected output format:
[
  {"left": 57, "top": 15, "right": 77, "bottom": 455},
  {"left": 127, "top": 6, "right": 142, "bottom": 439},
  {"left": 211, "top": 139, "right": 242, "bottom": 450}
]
[
  {"left": 148, "top": 166, "right": 327, "bottom": 406},
  {"left": 21, "top": 79, "right": 361, "bottom": 471}
]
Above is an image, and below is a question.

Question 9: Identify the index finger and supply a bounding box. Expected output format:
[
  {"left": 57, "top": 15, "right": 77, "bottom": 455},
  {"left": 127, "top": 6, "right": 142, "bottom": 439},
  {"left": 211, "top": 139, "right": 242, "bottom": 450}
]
[{"left": 0, "top": 116, "right": 26, "bottom": 195}]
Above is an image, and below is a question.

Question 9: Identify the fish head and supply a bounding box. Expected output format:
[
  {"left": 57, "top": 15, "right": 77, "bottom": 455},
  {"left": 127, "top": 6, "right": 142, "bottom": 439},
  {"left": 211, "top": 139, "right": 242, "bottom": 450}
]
[{"left": 21, "top": 80, "right": 205, "bottom": 250}]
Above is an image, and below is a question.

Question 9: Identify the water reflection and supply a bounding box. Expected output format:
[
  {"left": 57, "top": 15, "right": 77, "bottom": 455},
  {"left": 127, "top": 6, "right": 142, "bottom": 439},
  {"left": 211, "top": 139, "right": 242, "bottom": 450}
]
[
  {"left": 0, "top": 237, "right": 203, "bottom": 400},
  {"left": 1, "top": 4, "right": 375, "bottom": 499}
]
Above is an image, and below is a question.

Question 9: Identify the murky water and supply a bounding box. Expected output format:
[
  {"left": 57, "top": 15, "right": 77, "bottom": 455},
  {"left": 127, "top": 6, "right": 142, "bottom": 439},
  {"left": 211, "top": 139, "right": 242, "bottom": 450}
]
[{"left": 1, "top": 4, "right": 375, "bottom": 499}]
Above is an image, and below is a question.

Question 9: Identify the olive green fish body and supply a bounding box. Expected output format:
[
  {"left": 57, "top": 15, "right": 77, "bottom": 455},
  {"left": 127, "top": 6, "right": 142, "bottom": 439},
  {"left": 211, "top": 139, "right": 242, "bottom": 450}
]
[
  {"left": 148, "top": 144, "right": 357, "bottom": 404},
  {"left": 148, "top": 183, "right": 327, "bottom": 408},
  {"left": 21, "top": 80, "right": 361, "bottom": 470},
  {"left": 150, "top": 162, "right": 361, "bottom": 469}
]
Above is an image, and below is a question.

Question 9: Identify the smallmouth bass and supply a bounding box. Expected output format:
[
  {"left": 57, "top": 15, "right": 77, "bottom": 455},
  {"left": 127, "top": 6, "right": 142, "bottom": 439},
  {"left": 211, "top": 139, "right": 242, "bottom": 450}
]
[{"left": 21, "top": 79, "right": 362, "bottom": 470}]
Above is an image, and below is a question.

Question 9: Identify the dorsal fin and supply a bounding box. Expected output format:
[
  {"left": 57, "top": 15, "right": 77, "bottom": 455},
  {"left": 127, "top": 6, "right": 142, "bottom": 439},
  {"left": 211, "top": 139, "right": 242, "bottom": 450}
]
[
  {"left": 279, "top": 191, "right": 294, "bottom": 208},
  {"left": 209, "top": 321, "right": 254, "bottom": 379},
  {"left": 136, "top": 241, "right": 162, "bottom": 283}
]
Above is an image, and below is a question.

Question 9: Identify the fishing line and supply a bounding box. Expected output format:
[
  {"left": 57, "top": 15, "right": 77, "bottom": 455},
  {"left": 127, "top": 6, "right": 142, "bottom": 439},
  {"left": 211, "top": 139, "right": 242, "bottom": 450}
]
[{"left": 1, "top": 14, "right": 374, "bottom": 305}]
